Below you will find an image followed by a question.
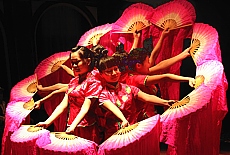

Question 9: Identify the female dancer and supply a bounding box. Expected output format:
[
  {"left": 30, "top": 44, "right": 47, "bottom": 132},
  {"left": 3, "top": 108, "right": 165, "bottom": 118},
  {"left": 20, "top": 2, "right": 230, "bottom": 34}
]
[{"left": 96, "top": 55, "right": 175, "bottom": 139}]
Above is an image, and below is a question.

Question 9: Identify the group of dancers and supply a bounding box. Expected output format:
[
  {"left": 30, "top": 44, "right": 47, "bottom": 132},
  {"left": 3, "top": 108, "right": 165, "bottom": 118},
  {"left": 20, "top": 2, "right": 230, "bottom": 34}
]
[
  {"left": 4, "top": 1, "right": 228, "bottom": 154},
  {"left": 33, "top": 28, "right": 196, "bottom": 145}
]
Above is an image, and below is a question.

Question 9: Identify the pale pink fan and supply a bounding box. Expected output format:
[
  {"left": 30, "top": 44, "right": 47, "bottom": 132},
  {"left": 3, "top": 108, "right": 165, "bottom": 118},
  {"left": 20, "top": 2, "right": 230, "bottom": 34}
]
[
  {"left": 147, "top": 0, "right": 196, "bottom": 30},
  {"left": 10, "top": 125, "right": 50, "bottom": 155},
  {"left": 112, "top": 2, "right": 154, "bottom": 33},
  {"left": 34, "top": 51, "right": 70, "bottom": 80},
  {"left": 6, "top": 98, "right": 35, "bottom": 127},
  {"left": 36, "top": 132, "right": 98, "bottom": 155},
  {"left": 195, "top": 60, "right": 224, "bottom": 90},
  {"left": 161, "top": 84, "right": 212, "bottom": 123},
  {"left": 77, "top": 23, "right": 113, "bottom": 47},
  {"left": 9, "top": 74, "right": 37, "bottom": 102},
  {"left": 161, "top": 60, "right": 223, "bottom": 122},
  {"left": 98, "top": 114, "right": 161, "bottom": 155},
  {"left": 190, "top": 23, "right": 221, "bottom": 66}
]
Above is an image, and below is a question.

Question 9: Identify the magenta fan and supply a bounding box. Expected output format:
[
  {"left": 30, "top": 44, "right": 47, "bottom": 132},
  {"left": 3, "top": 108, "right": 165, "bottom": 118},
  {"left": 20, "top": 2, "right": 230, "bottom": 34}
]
[
  {"left": 10, "top": 125, "right": 50, "bottom": 155},
  {"left": 190, "top": 23, "right": 220, "bottom": 66},
  {"left": 6, "top": 98, "right": 35, "bottom": 126},
  {"left": 112, "top": 2, "right": 154, "bottom": 33},
  {"left": 36, "top": 132, "right": 98, "bottom": 155},
  {"left": 34, "top": 51, "right": 70, "bottom": 80},
  {"left": 194, "top": 60, "right": 224, "bottom": 90},
  {"left": 161, "top": 84, "right": 212, "bottom": 122},
  {"left": 147, "top": 0, "right": 196, "bottom": 30},
  {"left": 98, "top": 114, "right": 161, "bottom": 155},
  {"left": 9, "top": 74, "right": 37, "bottom": 102},
  {"left": 77, "top": 23, "right": 113, "bottom": 46}
]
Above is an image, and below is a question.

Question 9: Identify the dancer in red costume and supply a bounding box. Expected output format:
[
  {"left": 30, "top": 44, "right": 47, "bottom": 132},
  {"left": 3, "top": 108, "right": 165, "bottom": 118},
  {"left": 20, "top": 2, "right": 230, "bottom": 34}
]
[
  {"left": 35, "top": 46, "right": 103, "bottom": 143},
  {"left": 96, "top": 55, "right": 175, "bottom": 140}
]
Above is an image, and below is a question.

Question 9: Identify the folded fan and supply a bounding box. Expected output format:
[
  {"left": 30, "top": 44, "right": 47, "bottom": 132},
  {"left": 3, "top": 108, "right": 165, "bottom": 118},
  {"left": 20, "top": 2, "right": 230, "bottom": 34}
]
[
  {"left": 147, "top": 0, "right": 196, "bottom": 30},
  {"left": 98, "top": 114, "right": 161, "bottom": 155},
  {"left": 9, "top": 74, "right": 37, "bottom": 102},
  {"left": 34, "top": 51, "right": 70, "bottom": 80},
  {"left": 112, "top": 2, "right": 154, "bottom": 33},
  {"left": 77, "top": 23, "right": 113, "bottom": 46}
]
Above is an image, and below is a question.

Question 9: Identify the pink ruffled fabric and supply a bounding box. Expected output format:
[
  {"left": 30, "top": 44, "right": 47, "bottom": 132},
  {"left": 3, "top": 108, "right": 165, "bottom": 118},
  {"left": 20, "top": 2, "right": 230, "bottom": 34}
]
[
  {"left": 1, "top": 97, "right": 32, "bottom": 155},
  {"left": 161, "top": 69, "right": 228, "bottom": 155}
]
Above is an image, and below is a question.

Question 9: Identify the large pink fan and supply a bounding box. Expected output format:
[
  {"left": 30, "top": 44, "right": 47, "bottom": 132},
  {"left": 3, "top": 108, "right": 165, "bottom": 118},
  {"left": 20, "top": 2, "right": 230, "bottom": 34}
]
[
  {"left": 161, "top": 84, "right": 212, "bottom": 122},
  {"left": 194, "top": 60, "right": 224, "bottom": 90},
  {"left": 10, "top": 125, "right": 50, "bottom": 155},
  {"left": 189, "top": 23, "right": 221, "bottom": 66},
  {"left": 36, "top": 132, "right": 98, "bottom": 155},
  {"left": 112, "top": 3, "right": 154, "bottom": 33},
  {"left": 6, "top": 98, "right": 34, "bottom": 126},
  {"left": 9, "top": 74, "right": 37, "bottom": 102},
  {"left": 77, "top": 23, "right": 113, "bottom": 47},
  {"left": 147, "top": 0, "right": 196, "bottom": 30},
  {"left": 98, "top": 114, "right": 161, "bottom": 155},
  {"left": 34, "top": 51, "right": 70, "bottom": 80},
  {"left": 161, "top": 60, "right": 223, "bottom": 122}
]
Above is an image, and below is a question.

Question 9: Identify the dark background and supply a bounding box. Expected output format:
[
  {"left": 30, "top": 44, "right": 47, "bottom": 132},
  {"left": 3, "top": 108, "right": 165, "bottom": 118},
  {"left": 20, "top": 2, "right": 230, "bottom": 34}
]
[{"left": 0, "top": 0, "right": 229, "bottom": 150}]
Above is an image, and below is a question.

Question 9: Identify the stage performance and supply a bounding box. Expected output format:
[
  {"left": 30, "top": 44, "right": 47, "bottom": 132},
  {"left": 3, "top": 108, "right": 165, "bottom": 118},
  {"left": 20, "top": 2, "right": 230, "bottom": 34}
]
[{"left": 1, "top": 0, "right": 228, "bottom": 155}]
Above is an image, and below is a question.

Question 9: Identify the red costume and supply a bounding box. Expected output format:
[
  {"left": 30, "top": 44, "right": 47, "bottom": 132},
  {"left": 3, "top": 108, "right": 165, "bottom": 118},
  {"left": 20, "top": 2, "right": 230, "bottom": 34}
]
[
  {"left": 67, "top": 69, "right": 102, "bottom": 144},
  {"left": 119, "top": 72, "right": 158, "bottom": 121},
  {"left": 99, "top": 82, "right": 140, "bottom": 139}
]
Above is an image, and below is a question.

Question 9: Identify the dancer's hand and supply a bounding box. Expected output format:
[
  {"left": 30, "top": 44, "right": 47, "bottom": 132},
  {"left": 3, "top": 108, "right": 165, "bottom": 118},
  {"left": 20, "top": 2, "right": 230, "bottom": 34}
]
[
  {"left": 120, "top": 119, "right": 129, "bottom": 129},
  {"left": 34, "top": 100, "right": 41, "bottom": 109},
  {"left": 35, "top": 122, "right": 49, "bottom": 129},
  {"left": 65, "top": 126, "right": 75, "bottom": 134},
  {"left": 188, "top": 77, "right": 196, "bottom": 87}
]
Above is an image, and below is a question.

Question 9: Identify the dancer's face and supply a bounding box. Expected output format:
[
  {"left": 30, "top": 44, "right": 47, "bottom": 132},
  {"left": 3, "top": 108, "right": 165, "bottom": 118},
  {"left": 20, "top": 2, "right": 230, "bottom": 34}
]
[
  {"left": 136, "top": 56, "right": 150, "bottom": 75},
  {"left": 101, "top": 66, "right": 121, "bottom": 83},
  {"left": 70, "top": 52, "right": 90, "bottom": 76}
]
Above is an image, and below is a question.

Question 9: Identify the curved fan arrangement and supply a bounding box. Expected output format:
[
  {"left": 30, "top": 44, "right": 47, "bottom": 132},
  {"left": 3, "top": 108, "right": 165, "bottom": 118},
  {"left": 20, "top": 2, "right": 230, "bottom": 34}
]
[
  {"left": 190, "top": 23, "right": 220, "bottom": 66},
  {"left": 147, "top": 0, "right": 196, "bottom": 30},
  {"left": 10, "top": 74, "right": 38, "bottom": 102},
  {"left": 3, "top": 1, "right": 227, "bottom": 155},
  {"left": 77, "top": 23, "right": 113, "bottom": 47},
  {"left": 36, "top": 132, "right": 98, "bottom": 154},
  {"left": 98, "top": 114, "right": 161, "bottom": 155},
  {"left": 34, "top": 51, "right": 70, "bottom": 80},
  {"left": 112, "top": 3, "right": 154, "bottom": 33}
]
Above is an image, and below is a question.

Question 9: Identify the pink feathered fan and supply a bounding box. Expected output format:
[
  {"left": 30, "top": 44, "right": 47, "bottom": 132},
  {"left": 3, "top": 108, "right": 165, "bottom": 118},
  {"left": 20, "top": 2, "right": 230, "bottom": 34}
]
[
  {"left": 190, "top": 23, "right": 221, "bottom": 66},
  {"left": 161, "top": 60, "right": 223, "bottom": 122},
  {"left": 147, "top": 0, "right": 196, "bottom": 30},
  {"left": 77, "top": 23, "right": 113, "bottom": 47},
  {"left": 112, "top": 3, "right": 154, "bottom": 33},
  {"left": 98, "top": 114, "right": 161, "bottom": 155},
  {"left": 195, "top": 60, "right": 224, "bottom": 90},
  {"left": 9, "top": 74, "right": 37, "bottom": 102},
  {"left": 34, "top": 51, "right": 70, "bottom": 80},
  {"left": 6, "top": 98, "right": 35, "bottom": 124},
  {"left": 36, "top": 132, "right": 98, "bottom": 155},
  {"left": 161, "top": 84, "right": 212, "bottom": 122},
  {"left": 10, "top": 125, "right": 50, "bottom": 155}
]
